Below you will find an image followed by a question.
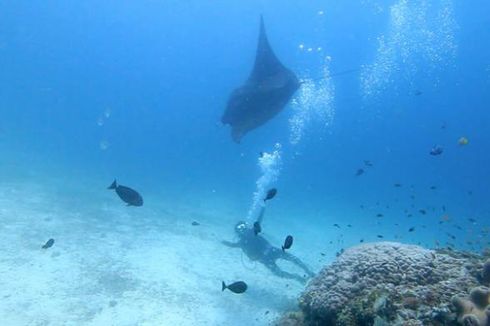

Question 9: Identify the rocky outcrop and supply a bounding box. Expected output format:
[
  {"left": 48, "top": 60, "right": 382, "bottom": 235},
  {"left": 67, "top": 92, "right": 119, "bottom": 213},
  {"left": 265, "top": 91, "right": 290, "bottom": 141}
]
[
  {"left": 277, "top": 242, "right": 484, "bottom": 326},
  {"left": 452, "top": 286, "right": 490, "bottom": 325}
]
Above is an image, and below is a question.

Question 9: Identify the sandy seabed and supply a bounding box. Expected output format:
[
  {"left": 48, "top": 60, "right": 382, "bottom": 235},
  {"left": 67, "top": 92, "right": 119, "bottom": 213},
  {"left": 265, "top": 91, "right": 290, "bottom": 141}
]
[{"left": 0, "top": 179, "right": 327, "bottom": 326}]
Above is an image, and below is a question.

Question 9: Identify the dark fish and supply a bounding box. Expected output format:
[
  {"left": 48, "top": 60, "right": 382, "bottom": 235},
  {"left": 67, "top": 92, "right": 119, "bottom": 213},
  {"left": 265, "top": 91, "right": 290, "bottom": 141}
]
[
  {"left": 468, "top": 218, "right": 476, "bottom": 223},
  {"left": 355, "top": 168, "right": 364, "bottom": 176},
  {"left": 264, "top": 188, "right": 277, "bottom": 202},
  {"left": 253, "top": 221, "right": 262, "bottom": 235},
  {"left": 408, "top": 227, "right": 415, "bottom": 232},
  {"left": 414, "top": 90, "right": 422, "bottom": 96},
  {"left": 376, "top": 213, "right": 383, "bottom": 218},
  {"left": 347, "top": 224, "right": 352, "bottom": 228},
  {"left": 394, "top": 183, "right": 402, "bottom": 187},
  {"left": 42, "top": 238, "right": 55, "bottom": 249},
  {"left": 446, "top": 233, "right": 456, "bottom": 240},
  {"left": 364, "top": 160, "right": 373, "bottom": 167},
  {"left": 333, "top": 223, "right": 340, "bottom": 228},
  {"left": 222, "top": 281, "right": 247, "bottom": 294},
  {"left": 419, "top": 209, "right": 426, "bottom": 215},
  {"left": 430, "top": 146, "right": 443, "bottom": 156},
  {"left": 221, "top": 16, "right": 300, "bottom": 143},
  {"left": 407, "top": 214, "right": 413, "bottom": 217},
  {"left": 377, "top": 235, "right": 384, "bottom": 238},
  {"left": 430, "top": 186, "right": 437, "bottom": 190},
  {"left": 442, "top": 205, "right": 446, "bottom": 211},
  {"left": 320, "top": 252, "right": 326, "bottom": 256},
  {"left": 360, "top": 239, "right": 364, "bottom": 243},
  {"left": 108, "top": 180, "right": 143, "bottom": 206},
  {"left": 191, "top": 221, "right": 200, "bottom": 226},
  {"left": 282, "top": 235, "right": 293, "bottom": 251}
]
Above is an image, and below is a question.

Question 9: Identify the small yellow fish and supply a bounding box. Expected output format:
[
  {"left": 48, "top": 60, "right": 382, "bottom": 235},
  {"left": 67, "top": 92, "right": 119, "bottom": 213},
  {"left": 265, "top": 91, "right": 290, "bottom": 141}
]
[{"left": 458, "top": 137, "right": 469, "bottom": 146}]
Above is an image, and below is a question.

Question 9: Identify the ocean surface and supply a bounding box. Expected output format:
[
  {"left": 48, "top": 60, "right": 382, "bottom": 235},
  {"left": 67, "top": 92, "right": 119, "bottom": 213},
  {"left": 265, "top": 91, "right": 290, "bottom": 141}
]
[{"left": 0, "top": 0, "right": 489, "bottom": 325}]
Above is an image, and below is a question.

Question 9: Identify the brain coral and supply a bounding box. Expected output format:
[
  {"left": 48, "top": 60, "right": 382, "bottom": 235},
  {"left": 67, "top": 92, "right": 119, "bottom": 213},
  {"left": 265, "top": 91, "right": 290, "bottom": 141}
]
[{"left": 298, "top": 242, "right": 480, "bottom": 325}]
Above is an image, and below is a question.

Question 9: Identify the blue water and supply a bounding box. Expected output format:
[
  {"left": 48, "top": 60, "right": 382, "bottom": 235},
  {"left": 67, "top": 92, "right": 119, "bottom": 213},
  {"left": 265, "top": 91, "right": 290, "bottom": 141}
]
[{"left": 0, "top": 0, "right": 489, "bottom": 324}]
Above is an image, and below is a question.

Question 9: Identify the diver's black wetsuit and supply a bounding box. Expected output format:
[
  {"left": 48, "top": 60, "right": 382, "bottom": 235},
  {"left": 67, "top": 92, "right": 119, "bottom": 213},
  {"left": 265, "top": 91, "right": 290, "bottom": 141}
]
[{"left": 222, "top": 218, "right": 314, "bottom": 283}]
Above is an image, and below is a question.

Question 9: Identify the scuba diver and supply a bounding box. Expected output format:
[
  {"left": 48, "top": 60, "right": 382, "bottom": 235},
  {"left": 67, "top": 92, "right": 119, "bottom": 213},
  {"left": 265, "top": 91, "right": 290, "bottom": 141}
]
[{"left": 221, "top": 206, "right": 315, "bottom": 284}]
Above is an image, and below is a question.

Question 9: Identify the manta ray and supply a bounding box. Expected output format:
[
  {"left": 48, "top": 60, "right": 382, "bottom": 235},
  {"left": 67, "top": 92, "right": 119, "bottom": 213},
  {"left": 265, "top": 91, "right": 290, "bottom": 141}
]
[{"left": 221, "top": 16, "right": 300, "bottom": 143}]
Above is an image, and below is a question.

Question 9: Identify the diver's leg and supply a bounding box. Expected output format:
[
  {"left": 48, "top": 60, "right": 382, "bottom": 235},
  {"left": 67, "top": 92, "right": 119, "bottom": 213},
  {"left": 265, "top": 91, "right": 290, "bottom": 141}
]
[
  {"left": 264, "top": 261, "right": 306, "bottom": 284},
  {"left": 280, "top": 252, "right": 315, "bottom": 277}
]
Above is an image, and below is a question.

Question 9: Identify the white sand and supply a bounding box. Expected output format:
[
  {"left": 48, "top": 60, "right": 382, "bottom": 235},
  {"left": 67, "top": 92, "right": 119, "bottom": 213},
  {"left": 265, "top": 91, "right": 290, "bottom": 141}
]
[{"left": 0, "top": 179, "right": 328, "bottom": 325}]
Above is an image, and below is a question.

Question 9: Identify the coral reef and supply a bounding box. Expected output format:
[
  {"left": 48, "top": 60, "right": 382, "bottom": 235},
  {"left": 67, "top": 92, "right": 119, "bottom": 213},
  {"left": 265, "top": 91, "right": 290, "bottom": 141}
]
[
  {"left": 452, "top": 286, "right": 490, "bottom": 325},
  {"left": 277, "top": 242, "right": 486, "bottom": 326},
  {"left": 481, "top": 259, "right": 490, "bottom": 285}
]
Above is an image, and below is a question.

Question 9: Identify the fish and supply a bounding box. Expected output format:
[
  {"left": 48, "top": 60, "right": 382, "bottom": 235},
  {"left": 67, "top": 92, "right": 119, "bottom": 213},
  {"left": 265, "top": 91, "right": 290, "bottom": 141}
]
[
  {"left": 264, "top": 188, "right": 277, "bottom": 202},
  {"left": 430, "top": 146, "right": 443, "bottom": 156},
  {"left": 377, "top": 235, "right": 384, "bottom": 238},
  {"left": 446, "top": 233, "right": 456, "bottom": 240},
  {"left": 408, "top": 227, "right": 415, "bottom": 232},
  {"left": 253, "top": 221, "right": 262, "bottom": 235},
  {"left": 282, "top": 235, "right": 293, "bottom": 251},
  {"left": 355, "top": 168, "right": 364, "bottom": 176},
  {"left": 108, "top": 180, "right": 143, "bottom": 206},
  {"left": 221, "top": 16, "right": 300, "bottom": 143},
  {"left": 364, "top": 160, "right": 373, "bottom": 167},
  {"left": 360, "top": 239, "right": 364, "bottom": 243},
  {"left": 376, "top": 213, "right": 383, "bottom": 218},
  {"left": 468, "top": 218, "right": 476, "bottom": 223},
  {"left": 430, "top": 186, "right": 437, "bottom": 190},
  {"left": 42, "top": 238, "right": 55, "bottom": 249},
  {"left": 414, "top": 90, "right": 423, "bottom": 96},
  {"left": 419, "top": 209, "right": 426, "bottom": 215},
  {"left": 333, "top": 223, "right": 340, "bottom": 228},
  {"left": 441, "top": 214, "right": 450, "bottom": 222},
  {"left": 347, "top": 224, "right": 352, "bottom": 228},
  {"left": 458, "top": 137, "right": 469, "bottom": 146},
  {"left": 394, "top": 183, "right": 402, "bottom": 187},
  {"left": 191, "top": 221, "right": 200, "bottom": 226},
  {"left": 222, "top": 281, "right": 248, "bottom": 294}
]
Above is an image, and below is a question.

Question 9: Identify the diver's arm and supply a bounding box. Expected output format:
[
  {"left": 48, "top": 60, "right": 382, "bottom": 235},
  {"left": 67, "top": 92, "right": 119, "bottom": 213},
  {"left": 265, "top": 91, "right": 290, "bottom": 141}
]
[
  {"left": 221, "top": 240, "right": 241, "bottom": 248},
  {"left": 256, "top": 206, "right": 266, "bottom": 224}
]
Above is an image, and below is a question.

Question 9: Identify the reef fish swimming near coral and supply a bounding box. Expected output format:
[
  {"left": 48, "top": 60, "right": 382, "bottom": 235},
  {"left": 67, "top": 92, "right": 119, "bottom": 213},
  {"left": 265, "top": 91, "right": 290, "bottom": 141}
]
[
  {"left": 430, "top": 145, "right": 444, "bottom": 156},
  {"left": 222, "top": 281, "right": 248, "bottom": 294},
  {"left": 282, "top": 235, "right": 293, "bottom": 251},
  {"left": 264, "top": 188, "right": 277, "bottom": 202},
  {"left": 42, "top": 238, "right": 55, "bottom": 249},
  {"left": 221, "top": 16, "right": 300, "bottom": 143},
  {"left": 108, "top": 180, "right": 143, "bottom": 207}
]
